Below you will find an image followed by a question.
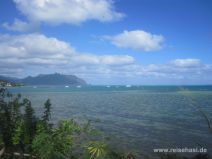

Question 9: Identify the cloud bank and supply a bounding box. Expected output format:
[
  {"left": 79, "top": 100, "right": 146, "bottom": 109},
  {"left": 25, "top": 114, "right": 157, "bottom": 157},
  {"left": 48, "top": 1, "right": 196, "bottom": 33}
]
[
  {"left": 0, "top": 33, "right": 134, "bottom": 76},
  {"left": 0, "top": 33, "right": 211, "bottom": 84}
]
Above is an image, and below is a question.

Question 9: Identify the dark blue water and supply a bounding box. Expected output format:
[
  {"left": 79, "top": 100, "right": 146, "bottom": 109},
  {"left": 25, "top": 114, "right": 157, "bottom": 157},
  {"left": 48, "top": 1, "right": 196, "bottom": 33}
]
[{"left": 7, "top": 85, "right": 212, "bottom": 158}]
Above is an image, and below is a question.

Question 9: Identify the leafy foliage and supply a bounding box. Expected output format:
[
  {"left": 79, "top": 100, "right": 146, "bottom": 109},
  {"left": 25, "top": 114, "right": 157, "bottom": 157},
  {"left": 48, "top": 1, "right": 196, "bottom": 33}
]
[
  {"left": 42, "top": 98, "right": 52, "bottom": 130},
  {"left": 85, "top": 141, "right": 107, "bottom": 159},
  {"left": 0, "top": 88, "right": 23, "bottom": 150}
]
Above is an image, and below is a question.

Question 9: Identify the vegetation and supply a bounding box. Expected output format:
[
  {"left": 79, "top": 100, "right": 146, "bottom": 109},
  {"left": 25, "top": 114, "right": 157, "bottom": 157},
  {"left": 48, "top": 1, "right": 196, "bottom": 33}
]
[{"left": 0, "top": 88, "right": 210, "bottom": 159}]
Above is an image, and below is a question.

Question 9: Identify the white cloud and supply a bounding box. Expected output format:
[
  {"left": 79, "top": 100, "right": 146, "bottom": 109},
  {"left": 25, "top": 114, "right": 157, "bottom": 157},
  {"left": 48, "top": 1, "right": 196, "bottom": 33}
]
[
  {"left": 104, "top": 30, "right": 164, "bottom": 52},
  {"left": 0, "top": 33, "right": 211, "bottom": 84},
  {"left": 4, "top": 0, "right": 124, "bottom": 32},
  {"left": 0, "top": 34, "right": 74, "bottom": 60},
  {"left": 2, "top": 19, "right": 39, "bottom": 32},
  {"left": 170, "top": 59, "right": 201, "bottom": 67},
  {"left": 76, "top": 60, "right": 212, "bottom": 84},
  {"left": 0, "top": 33, "right": 133, "bottom": 72},
  {"left": 72, "top": 54, "right": 134, "bottom": 65},
  {"left": 10, "top": 0, "right": 124, "bottom": 27}
]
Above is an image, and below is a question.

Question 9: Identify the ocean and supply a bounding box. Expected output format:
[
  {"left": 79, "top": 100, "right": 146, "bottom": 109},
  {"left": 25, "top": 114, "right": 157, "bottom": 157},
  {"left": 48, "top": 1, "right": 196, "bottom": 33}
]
[{"left": 8, "top": 85, "right": 212, "bottom": 158}]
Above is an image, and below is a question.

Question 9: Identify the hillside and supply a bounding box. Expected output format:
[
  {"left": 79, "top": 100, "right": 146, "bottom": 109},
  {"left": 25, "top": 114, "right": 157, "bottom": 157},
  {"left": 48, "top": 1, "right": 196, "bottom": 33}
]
[{"left": 0, "top": 73, "right": 87, "bottom": 86}]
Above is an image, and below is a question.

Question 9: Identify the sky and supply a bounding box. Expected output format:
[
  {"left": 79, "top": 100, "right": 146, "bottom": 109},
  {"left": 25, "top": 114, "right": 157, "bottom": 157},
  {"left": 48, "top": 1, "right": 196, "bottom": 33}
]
[{"left": 0, "top": 0, "right": 212, "bottom": 85}]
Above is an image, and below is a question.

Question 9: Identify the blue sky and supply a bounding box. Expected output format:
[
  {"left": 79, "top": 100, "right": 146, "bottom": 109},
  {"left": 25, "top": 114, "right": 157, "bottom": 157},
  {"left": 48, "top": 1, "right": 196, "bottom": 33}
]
[{"left": 0, "top": 0, "right": 212, "bottom": 84}]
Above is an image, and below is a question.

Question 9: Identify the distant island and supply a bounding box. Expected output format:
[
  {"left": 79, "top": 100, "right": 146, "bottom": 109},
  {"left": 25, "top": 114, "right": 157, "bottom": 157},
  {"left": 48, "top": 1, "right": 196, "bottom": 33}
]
[{"left": 0, "top": 73, "right": 87, "bottom": 86}]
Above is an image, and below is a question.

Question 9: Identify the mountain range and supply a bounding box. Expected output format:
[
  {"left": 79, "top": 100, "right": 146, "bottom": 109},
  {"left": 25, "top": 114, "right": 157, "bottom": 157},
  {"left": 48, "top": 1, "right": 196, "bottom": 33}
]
[{"left": 0, "top": 73, "right": 87, "bottom": 86}]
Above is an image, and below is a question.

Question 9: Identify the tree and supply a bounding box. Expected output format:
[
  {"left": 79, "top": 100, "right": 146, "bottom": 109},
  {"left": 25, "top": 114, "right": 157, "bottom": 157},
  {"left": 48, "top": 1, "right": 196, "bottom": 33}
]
[
  {"left": 42, "top": 99, "right": 52, "bottom": 131},
  {"left": 12, "top": 99, "right": 37, "bottom": 155},
  {"left": 0, "top": 88, "right": 23, "bottom": 151},
  {"left": 32, "top": 120, "right": 81, "bottom": 159}
]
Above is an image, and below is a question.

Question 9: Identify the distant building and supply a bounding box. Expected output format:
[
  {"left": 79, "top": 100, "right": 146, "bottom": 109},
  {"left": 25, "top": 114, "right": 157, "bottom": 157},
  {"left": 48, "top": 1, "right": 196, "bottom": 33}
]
[{"left": 6, "top": 83, "right": 12, "bottom": 87}]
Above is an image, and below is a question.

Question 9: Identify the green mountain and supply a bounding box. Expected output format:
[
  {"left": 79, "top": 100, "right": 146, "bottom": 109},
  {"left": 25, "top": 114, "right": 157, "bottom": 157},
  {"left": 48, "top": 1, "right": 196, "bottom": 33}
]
[{"left": 0, "top": 73, "right": 87, "bottom": 86}]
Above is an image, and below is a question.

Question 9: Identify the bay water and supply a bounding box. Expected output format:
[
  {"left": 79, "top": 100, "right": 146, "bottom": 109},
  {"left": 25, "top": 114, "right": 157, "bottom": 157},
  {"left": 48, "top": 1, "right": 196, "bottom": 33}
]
[{"left": 8, "top": 85, "right": 212, "bottom": 158}]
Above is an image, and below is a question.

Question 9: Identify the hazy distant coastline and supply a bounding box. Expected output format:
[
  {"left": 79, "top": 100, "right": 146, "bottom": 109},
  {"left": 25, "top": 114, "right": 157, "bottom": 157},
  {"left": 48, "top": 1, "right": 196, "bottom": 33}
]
[{"left": 0, "top": 73, "right": 86, "bottom": 86}]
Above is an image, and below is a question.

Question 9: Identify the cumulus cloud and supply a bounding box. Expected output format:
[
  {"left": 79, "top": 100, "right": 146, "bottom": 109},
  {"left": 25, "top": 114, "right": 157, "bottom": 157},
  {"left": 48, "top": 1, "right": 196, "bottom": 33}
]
[
  {"left": 2, "top": 19, "right": 39, "bottom": 32},
  {"left": 72, "top": 54, "right": 134, "bottom": 65},
  {"left": 170, "top": 59, "right": 201, "bottom": 67},
  {"left": 0, "top": 34, "right": 74, "bottom": 60},
  {"left": 3, "top": 0, "right": 124, "bottom": 31},
  {"left": 104, "top": 30, "right": 164, "bottom": 52}
]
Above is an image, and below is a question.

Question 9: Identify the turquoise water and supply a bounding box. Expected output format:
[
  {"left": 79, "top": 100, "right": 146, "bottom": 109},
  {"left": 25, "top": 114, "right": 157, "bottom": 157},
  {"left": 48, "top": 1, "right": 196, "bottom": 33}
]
[{"left": 8, "top": 86, "right": 212, "bottom": 158}]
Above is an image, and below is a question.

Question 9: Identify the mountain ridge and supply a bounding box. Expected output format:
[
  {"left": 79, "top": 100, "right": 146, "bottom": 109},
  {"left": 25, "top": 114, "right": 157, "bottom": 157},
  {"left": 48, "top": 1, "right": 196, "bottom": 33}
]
[{"left": 0, "top": 73, "right": 87, "bottom": 86}]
